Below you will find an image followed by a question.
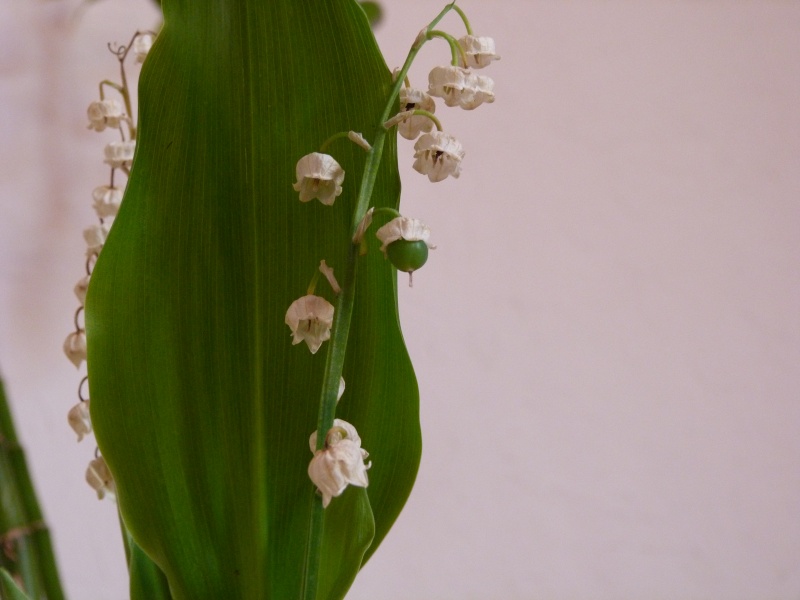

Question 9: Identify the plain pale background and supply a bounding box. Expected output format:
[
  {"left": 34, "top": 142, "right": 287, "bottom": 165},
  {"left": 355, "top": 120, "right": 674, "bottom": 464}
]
[{"left": 1, "top": 0, "right": 798, "bottom": 598}]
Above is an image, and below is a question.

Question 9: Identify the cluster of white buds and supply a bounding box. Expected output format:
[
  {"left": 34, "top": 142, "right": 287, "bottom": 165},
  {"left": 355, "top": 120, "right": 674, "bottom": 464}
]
[{"left": 66, "top": 30, "right": 154, "bottom": 500}]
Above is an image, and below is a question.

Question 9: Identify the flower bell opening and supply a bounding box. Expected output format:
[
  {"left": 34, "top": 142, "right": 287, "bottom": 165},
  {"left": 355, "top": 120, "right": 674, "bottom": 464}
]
[{"left": 292, "top": 152, "right": 345, "bottom": 205}]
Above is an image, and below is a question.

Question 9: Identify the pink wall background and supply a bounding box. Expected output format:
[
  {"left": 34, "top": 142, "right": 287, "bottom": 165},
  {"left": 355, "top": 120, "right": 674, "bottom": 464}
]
[{"left": 1, "top": 1, "right": 798, "bottom": 598}]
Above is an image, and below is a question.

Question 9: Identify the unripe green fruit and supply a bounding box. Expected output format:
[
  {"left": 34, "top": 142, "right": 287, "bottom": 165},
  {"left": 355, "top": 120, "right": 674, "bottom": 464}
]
[{"left": 386, "top": 239, "right": 429, "bottom": 273}]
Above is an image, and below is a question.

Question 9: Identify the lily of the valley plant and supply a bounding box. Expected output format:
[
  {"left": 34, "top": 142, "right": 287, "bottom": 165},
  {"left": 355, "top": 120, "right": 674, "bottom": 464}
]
[{"left": 0, "top": 2, "right": 498, "bottom": 599}]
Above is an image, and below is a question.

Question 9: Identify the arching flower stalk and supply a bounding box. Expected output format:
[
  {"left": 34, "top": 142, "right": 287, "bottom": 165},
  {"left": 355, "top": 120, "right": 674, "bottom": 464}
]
[{"left": 67, "top": 30, "right": 154, "bottom": 500}]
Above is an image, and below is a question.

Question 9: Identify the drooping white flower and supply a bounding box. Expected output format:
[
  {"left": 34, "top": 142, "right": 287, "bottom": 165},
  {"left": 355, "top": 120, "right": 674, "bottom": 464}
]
[
  {"left": 308, "top": 419, "right": 370, "bottom": 508},
  {"left": 86, "top": 456, "right": 116, "bottom": 500},
  {"left": 285, "top": 294, "right": 335, "bottom": 354},
  {"left": 133, "top": 33, "right": 154, "bottom": 64},
  {"left": 63, "top": 331, "right": 87, "bottom": 368},
  {"left": 104, "top": 141, "right": 136, "bottom": 169},
  {"left": 92, "top": 185, "right": 123, "bottom": 219},
  {"left": 397, "top": 87, "right": 436, "bottom": 140},
  {"left": 87, "top": 99, "right": 124, "bottom": 132},
  {"left": 83, "top": 224, "right": 108, "bottom": 257},
  {"left": 74, "top": 275, "right": 91, "bottom": 305},
  {"left": 68, "top": 401, "right": 92, "bottom": 442},
  {"left": 375, "top": 216, "right": 435, "bottom": 255},
  {"left": 428, "top": 65, "right": 495, "bottom": 110},
  {"left": 412, "top": 131, "right": 465, "bottom": 182},
  {"left": 337, "top": 377, "right": 345, "bottom": 402},
  {"left": 458, "top": 35, "right": 501, "bottom": 69},
  {"left": 292, "top": 153, "right": 344, "bottom": 205}
]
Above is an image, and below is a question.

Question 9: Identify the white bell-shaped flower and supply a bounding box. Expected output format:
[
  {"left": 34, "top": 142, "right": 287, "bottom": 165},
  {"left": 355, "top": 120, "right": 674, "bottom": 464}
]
[
  {"left": 104, "top": 141, "right": 136, "bottom": 169},
  {"left": 74, "top": 274, "right": 91, "bottom": 305},
  {"left": 87, "top": 100, "right": 124, "bottom": 132},
  {"left": 397, "top": 87, "right": 436, "bottom": 140},
  {"left": 68, "top": 401, "right": 92, "bottom": 442},
  {"left": 308, "top": 419, "right": 370, "bottom": 508},
  {"left": 458, "top": 35, "right": 501, "bottom": 69},
  {"left": 375, "top": 216, "right": 433, "bottom": 255},
  {"left": 428, "top": 65, "right": 495, "bottom": 110},
  {"left": 83, "top": 224, "right": 108, "bottom": 257},
  {"left": 412, "top": 131, "right": 465, "bottom": 182},
  {"left": 285, "top": 294, "right": 335, "bottom": 354},
  {"left": 92, "top": 185, "right": 123, "bottom": 219},
  {"left": 63, "top": 331, "right": 87, "bottom": 368},
  {"left": 292, "top": 152, "right": 345, "bottom": 205},
  {"left": 133, "top": 33, "right": 154, "bottom": 64},
  {"left": 86, "top": 456, "right": 116, "bottom": 500}
]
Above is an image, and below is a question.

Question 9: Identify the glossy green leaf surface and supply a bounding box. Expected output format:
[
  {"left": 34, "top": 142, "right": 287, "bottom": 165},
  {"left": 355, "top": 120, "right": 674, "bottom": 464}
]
[{"left": 86, "top": 1, "right": 421, "bottom": 598}]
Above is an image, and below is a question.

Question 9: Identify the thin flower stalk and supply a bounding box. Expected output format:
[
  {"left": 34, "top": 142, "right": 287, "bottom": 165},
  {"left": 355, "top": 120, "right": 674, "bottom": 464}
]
[{"left": 301, "top": 4, "right": 466, "bottom": 599}]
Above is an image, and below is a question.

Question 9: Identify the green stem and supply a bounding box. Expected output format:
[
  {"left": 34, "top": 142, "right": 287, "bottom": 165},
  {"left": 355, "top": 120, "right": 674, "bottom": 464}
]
[
  {"left": 428, "top": 30, "right": 467, "bottom": 67},
  {"left": 0, "top": 376, "right": 66, "bottom": 600},
  {"left": 451, "top": 4, "right": 473, "bottom": 35},
  {"left": 301, "top": 4, "right": 460, "bottom": 600},
  {"left": 318, "top": 131, "right": 350, "bottom": 153},
  {"left": 412, "top": 109, "right": 442, "bottom": 131}
]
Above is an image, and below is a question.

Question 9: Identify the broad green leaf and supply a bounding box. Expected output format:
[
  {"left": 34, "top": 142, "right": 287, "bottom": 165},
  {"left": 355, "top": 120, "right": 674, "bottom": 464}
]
[
  {"left": 87, "top": 1, "right": 421, "bottom": 598},
  {"left": 129, "top": 537, "right": 172, "bottom": 600}
]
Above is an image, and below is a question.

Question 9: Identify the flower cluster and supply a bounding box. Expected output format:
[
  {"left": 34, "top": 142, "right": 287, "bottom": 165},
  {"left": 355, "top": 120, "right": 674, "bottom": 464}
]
[
  {"left": 286, "top": 5, "right": 498, "bottom": 508},
  {"left": 308, "top": 419, "right": 370, "bottom": 507},
  {"left": 65, "top": 30, "right": 154, "bottom": 501}
]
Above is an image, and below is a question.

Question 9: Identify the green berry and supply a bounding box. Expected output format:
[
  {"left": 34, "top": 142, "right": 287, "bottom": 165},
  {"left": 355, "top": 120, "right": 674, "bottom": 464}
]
[{"left": 386, "top": 239, "right": 429, "bottom": 273}]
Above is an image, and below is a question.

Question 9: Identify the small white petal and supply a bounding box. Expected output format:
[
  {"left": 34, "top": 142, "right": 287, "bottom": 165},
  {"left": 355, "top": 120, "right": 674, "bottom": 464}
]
[
  {"left": 412, "top": 131, "right": 465, "bottom": 182},
  {"left": 133, "top": 33, "right": 154, "bottom": 64},
  {"left": 352, "top": 207, "right": 374, "bottom": 245},
  {"left": 348, "top": 131, "right": 372, "bottom": 151},
  {"left": 338, "top": 377, "right": 345, "bottom": 403},
  {"left": 92, "top": 185, "right": 123, "bottom": 219},
  {"left": 87, "top": 99, "right": 124, "bottom": 132},
  {"left": 397, "top": 87, "right": 436, "bottom": 140},
  {"left": 83, "top": 224, "right": 108, "bottom": 257},
  {"left": 308, "top": 419, "right": 370, "bottom": 508},
  {"left": 74, "top": 274, "right": 91, "bottom": 305},
  {"left": 86, "top": 456, "right": 116, "bottom": 500},
  {"left": 63, "top": 331, "right": 87, "bottom": 368},
  {"left": 285, "top": 295, "right": 335, "bottom": 354},
  {"left": 104, "top": 141, "right": 136, "bottom": 169},
  {"left": 428, "top": 65, "right": 494, "bottom": 111},
  {"left": 292, "top": 153, "right": 344, "bottom": 205},
  {"left": 458, "top": 35, "right": 500, "bottom": 69},
  {"left": 68, "top": 401, "right": 92, "bottom": 442},
  {"left": 375, "top": 216, "right": 433, "bottom": 255},
  {"left": 319, "top": 260, "right": 341, "bottom": 295}
]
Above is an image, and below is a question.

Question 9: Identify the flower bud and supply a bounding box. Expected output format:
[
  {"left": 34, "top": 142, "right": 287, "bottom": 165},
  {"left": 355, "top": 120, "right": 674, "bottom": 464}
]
[
  {"left": 74, "top": 275, "right": 90, "bottom": 305},
  {"left": 92, "top": 185, "right": 123, "bottom": 219},
  {"left": 87, "top": 99, "right": 124, "bottom": 132},
  {"left": 104, "top": 141, "right": 136, "bottom": 169},
  {"left": 68, "top": 401, "right": 92, "bottom": 442},
  {"left": 133, "top": 33, "right": 154, "bottom": 64},
  {"left": 63, "top": 331, "right": 87, "bottom": 368},
  {"left": 86, "top": 456, "right": 116, "bottom": 500},
  {"left": 83, "top": 224, "right": 108, "bottom": 258}
]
